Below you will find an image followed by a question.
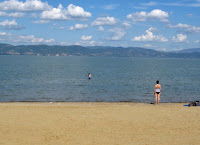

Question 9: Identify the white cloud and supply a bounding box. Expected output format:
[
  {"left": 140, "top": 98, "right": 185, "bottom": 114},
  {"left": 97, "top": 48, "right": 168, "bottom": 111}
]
[
  {"left": 127, "top": 9, "right": 169, "bottom": 22},
  {"left": 0, "top": 31, "right": 55, "bottom": 44},
  {"left": 0, "top": 11, "right": 25, "bottom": 17},
  {"left": 132, "top": 27, "right": 168, "bottom": 42},
  {"left": 104, "top": 4, "right": 119, "bottom": 10},
  {"left": 67, "top": 4, "right": 91, "bottom": 18},
  {"left": 0, "top": 11, "right": 7, "bottom": 16},
  {"left": 58, "top": 26, "right": 65, "bottom": 30},
  {"left": 172, "top": 34, "right": 187, "bottom": 42},
  {"left": 133, "top": 6, "right": 147, "bottom": 10},
  {"left": 0, "top": 0, "right": 51, "bottom": 11},
  {"left": 88, "top": 41, "right": 96, "bottom": 45},
  {"left": 108, "top": 27, "right": 126, "bottom": 41},
  {"left": 168, "top": 23, "right": 190, "bottom": 28},
  {"left": 69, "top": 24, "right": 88, "bottom": 30},
  {"left": 91, "top": 16, "right": 117, "bottom": 26},
  {"left": 32, "top": 20, "right": 50, "bottom": 24},
  {"left": 75, "top": 40, "right": 103, "bottom": 46},
  {"left": 141, "top": 1, "right": 158, "bottom": 6},
  {"left": 127, "top": 11, "right": 147, "bottom": 22},
  {"left": 81, "top": 35, "right": 92, "bottom": 41},
  {"left": 18, "top": 35, "right": 55, "bottom": 43},
  {"left": 0, "top": 32, "right": 8, "bottom": 36},
  {"left": 69, "top": 26, "right": 74, "bottom": 31},
  {"left": 122, "top": 22, "right": 131, "bottom": 28},
  {"left": 194, "top": 40, "right": 200, "bottom": 43},
  {"left": 187, "top": 13, "right": 193, "bottom": 17},
  {"left": 148, "top": 9, "right": 169, "bottom": 22},
  {"left": 30, "top": 13, "right": 37, "bottom": 18},
  {"left": 143, "top": 44, "right": 152, "bottom": 47},
  {"left": 141, "top": 1, "right": 200, "bottom": 7},
  {"left": 0, "top": 19, "right": 24, "bottom": 30},
  {"left": 0, "top": 19, "right": 17, "bottom": 26},
  {"left": 40, "top": 4, "right": 91, "bottom": 20},
  {"left": 40, "top": 4, "right": 67, "bottom": 20},
  {"left": 75, "top": 24, "right": 88, "bottom": 29},
  {"left": 98, "top": 26, "right": 104, "bottom": 31},
  {"left": 157, "top": 47, "right": 167, "bottom": 52},
  {"left": 43, "top": 38, "right": 55, "bottom": 43},
  {"left": 0, "top": 32, "right": 9, "bottom": 42},
  {"left": 8, "top": 12, "right": 25, "bottom": 17},
  {"left": 168, "top": 23, "right": 200, "bottom": 33}
]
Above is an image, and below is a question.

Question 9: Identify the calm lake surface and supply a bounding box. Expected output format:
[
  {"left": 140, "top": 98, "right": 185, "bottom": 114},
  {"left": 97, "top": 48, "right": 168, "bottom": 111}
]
[{"left": 0, "top": 56, "right": 200, "bottom": 103}]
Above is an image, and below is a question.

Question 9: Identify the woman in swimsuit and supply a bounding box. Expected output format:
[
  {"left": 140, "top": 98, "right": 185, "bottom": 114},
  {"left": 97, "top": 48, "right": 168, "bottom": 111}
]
[{"left": 154, "top": 80, "right": 161, "bottom": 104}]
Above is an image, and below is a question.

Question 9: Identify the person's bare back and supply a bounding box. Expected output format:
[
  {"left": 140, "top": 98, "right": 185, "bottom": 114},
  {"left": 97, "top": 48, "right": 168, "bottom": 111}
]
[{"left": 154, "top": 80, "right": 161, "bottom": 104}]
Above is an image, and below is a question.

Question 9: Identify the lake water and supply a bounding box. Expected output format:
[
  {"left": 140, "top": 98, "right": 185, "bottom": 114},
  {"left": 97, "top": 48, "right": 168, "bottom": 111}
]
[{"left": 0, "top": 56, "right": 200, "bottom": 103}]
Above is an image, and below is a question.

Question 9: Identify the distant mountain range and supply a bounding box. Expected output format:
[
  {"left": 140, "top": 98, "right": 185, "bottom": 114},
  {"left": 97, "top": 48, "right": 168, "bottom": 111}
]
[
  {"left": 173, "top": 48, "right": 200, "bottom": 53},
  {"left": 0, "top": 43, "right": 200, "bottom": 58}
]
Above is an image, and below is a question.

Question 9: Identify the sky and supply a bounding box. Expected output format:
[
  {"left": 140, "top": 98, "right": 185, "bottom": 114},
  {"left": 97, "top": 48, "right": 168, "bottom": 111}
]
[{"left": 0, "top": 0, "right": 200, "bottom": 51}]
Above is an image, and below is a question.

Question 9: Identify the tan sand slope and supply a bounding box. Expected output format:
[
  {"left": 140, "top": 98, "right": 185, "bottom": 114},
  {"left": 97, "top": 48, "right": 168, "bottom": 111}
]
[{"left": 0, "top": 102, "right": 200, "bottom": 145}]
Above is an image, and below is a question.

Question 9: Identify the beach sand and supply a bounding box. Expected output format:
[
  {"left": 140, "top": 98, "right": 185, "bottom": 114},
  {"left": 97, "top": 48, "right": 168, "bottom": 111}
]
[{"left": 0, "top": 102, "right": 200, "bottom": 145}]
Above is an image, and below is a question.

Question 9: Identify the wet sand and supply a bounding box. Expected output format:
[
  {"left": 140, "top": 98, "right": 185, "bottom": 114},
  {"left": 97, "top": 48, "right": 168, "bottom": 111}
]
[{"left": 0, "top": 102, "right": 200, "bottom": 145}]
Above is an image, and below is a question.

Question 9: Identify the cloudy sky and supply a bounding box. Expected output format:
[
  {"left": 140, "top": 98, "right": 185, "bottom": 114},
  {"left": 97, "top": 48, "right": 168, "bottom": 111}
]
[{"left": 0, "top": 0, "right": 200, "bottom": 51}]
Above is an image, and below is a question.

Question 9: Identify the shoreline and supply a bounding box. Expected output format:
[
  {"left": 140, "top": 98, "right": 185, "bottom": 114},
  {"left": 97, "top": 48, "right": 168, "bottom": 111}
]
[
  {"left": 0, "top": 101, "right": 191, "bottom": 103},
  {"left": 0, "top": 101, "right": 188, "bottom": 104},
  {"left": 0, "top": 102, "right": 191, "bottom": 107},
  {"left": 0, "top": 102, "right": 199, "bottom": 145}
]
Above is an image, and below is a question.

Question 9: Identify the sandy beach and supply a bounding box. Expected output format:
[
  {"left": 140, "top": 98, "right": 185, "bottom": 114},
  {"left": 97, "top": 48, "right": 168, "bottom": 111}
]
[{"left": 0, "top": 102, "right": 200, "bottom": 145}]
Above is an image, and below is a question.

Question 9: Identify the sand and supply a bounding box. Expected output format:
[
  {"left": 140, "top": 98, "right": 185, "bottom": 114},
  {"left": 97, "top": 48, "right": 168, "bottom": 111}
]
[{"left": 0, "top": 102, "right": 200, "bottom": 145}]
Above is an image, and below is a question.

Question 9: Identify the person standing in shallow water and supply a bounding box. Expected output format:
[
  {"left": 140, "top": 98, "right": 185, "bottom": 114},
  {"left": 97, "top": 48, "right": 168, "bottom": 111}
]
[
  {"left": 154, "top": 80, "right": 161, "bottom": 104},
  {"left": 88, "top": 73, "right": 92, "bottom": 80}
]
